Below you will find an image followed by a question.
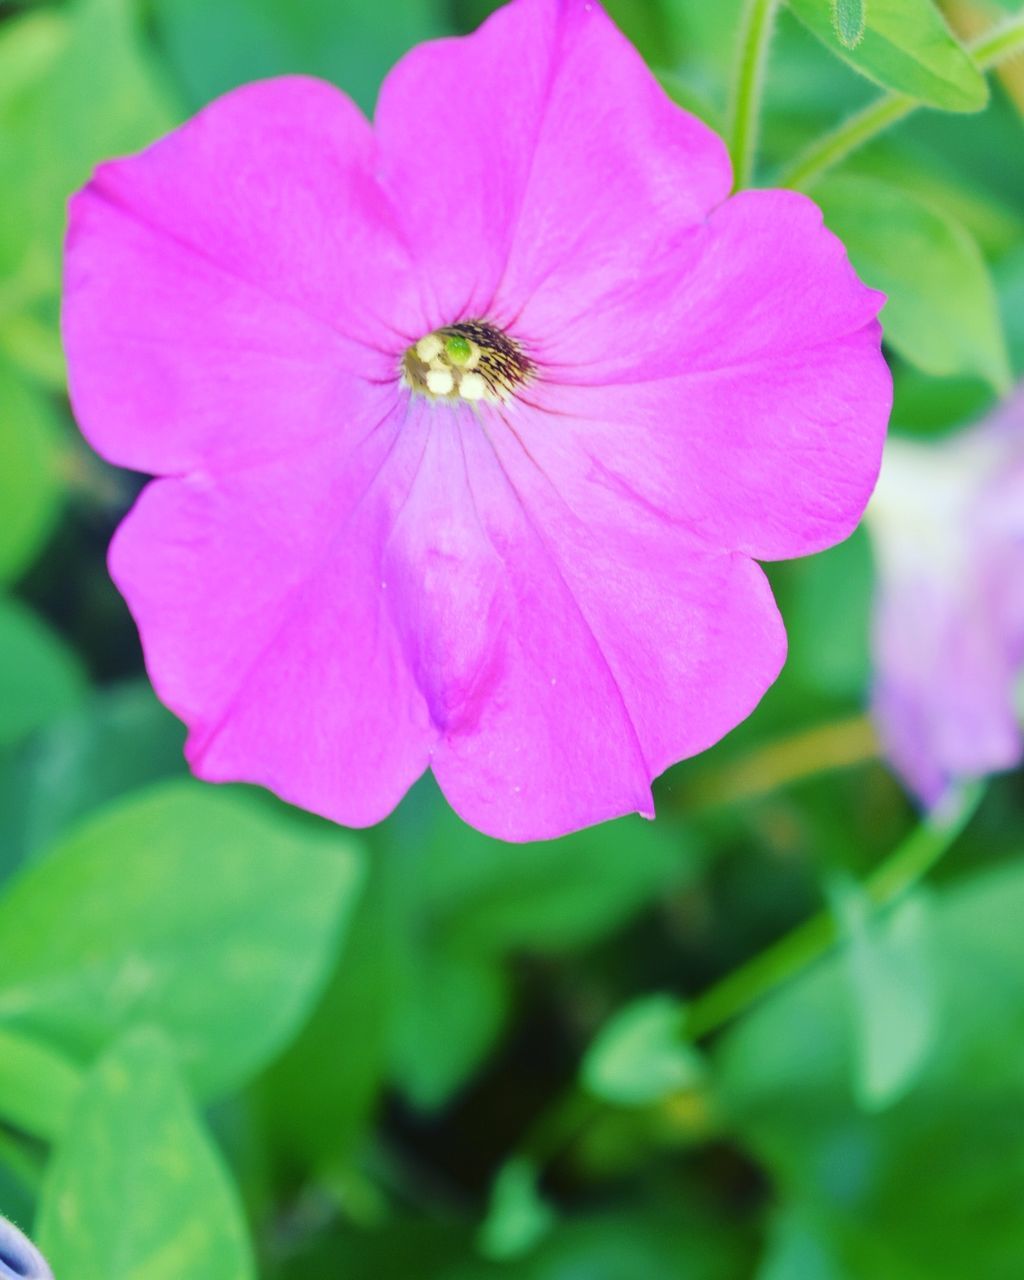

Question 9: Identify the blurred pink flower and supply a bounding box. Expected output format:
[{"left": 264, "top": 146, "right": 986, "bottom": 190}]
[
  {"left": 868, "top": 389, "right": 1024, "bottom": 807},
  {"left": 62, "top": 0, "right": 889, "bottom": 840}
]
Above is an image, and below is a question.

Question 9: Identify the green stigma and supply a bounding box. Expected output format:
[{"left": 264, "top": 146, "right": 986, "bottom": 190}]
[{"left": 444, "top": 334, "right": 473, "bottom": 365}]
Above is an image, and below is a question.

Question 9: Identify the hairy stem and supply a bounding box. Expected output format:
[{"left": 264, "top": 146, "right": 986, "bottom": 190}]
[
  {"left": 780, "top": 11, "right": 1024, "bottom": 190},
  {"left": 729, "top": 0, "right": 783, "bottom": 188},
  {"left": 685, "top": 780, "right": 985, "bottom": 1039}
]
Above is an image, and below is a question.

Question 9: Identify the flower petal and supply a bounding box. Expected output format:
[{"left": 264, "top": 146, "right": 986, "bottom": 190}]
[
  {"left": 485, "top": 408, "right": 787, "bottom": 778},
  {"left": 872, "top": 575, "right": 1023, "bottom": 806},
  {"left": 374, "top": 0, "right": 730, "bottom": 325},
  {"left": 527, "top": 190, "right": 890, "bottom": 559},
  {"left": 387, "top": 410, "right": 783, "bottom": 841},
  {"left": 64, "top": 76, "right": 421, "bottom": 476},
  {"left": 110, "top": 407, "right": 437, "bottom": 827},
  {"left": 381, "top": 409, "right": 655, "bottom": 841}
]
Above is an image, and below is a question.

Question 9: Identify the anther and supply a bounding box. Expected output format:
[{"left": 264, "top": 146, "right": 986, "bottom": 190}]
[{"left": 402, "top": 321, "right": 533, "bottom": 404}]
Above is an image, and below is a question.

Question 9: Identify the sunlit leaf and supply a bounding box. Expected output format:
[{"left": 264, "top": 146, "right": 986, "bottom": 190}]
[
  {"left": 37, "top": 1028, "right": 255, "bottom": 1280},
  {"left": 816, "top": 174, "right": 1012, "bottom": 392},
  {"left": 0, "top": 781, "right": 363, "bottom": 1098},
  {"left": 787, "top": 0, "right": 987, "bottom": 111}
]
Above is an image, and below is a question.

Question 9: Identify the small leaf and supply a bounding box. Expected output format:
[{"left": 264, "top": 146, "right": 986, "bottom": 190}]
[
  {"left": 788, "top": 0, "right": 988, "bottom": 111},
  {"left": 389, "top": 946, "right": 508, "bottom": 1112},
  {"left": 832, "top": 0, "right": 866, "bottom": 49},
  {"left": 0, "top": 781, "right": 363, "bottom": 1098},
  {"left": 37, "top": 1028, "right": 255, "bottom": 1280},
  {"left": 582, "top": 994, "right": 706, "bottom": 1107},
  {"left": 478, "top": 1160, "right": 556, "bottom": 1262},
  {"left": 0, "top": 597, "right": 86, "bottom": 748},
  {"left": 829, "top": 882, "right": 937, "bottom": 1109},
  {"left": 816, "top": 175, "right": 1011, "bottom": 392}
]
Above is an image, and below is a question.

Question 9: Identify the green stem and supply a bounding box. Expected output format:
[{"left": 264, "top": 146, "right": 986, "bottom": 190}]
[
  {"left": 779, "top": 12, "right": 1024, "bottom": 190},
  {"left": 685, "top": 780, "right": 985, "bottom": 1039},
  {"left": 729, "top": 0, "right": 782, "bottom": 188}
]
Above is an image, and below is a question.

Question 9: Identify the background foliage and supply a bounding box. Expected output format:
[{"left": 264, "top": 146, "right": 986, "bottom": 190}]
[{"left": 1, "top": 0, "right": 1023, "bottom": 1276}]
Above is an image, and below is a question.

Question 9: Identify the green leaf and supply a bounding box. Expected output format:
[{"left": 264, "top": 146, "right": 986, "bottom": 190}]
[
  {"left": 816, "top": 174, "right": 1011, "bottom": 392},
  {"left": 582, "top": 994, "right": 706, "bottom": 1107},
  {"left": 37, "top": 1028, "right": 255, "bottom": 1280},
  {"left": 152, "top": 0, "right": 446, "bottom": 117},
  {"left": 831, "top": 0, "right": 866, "bottom": 49},
  {"left": 0, "top": 781, "right": 363, "bottom": 1098},
  {"left": 778, "top": 528, "right": 873, "bottom": 702},
  {"left": 478, "top": 1160, "right": 556, "bottom": 1262},
  {"left": 389, "top": 945, "right": 509, "bottom": 1112},
  {"left": 716, "top": 860, "right": 1024, "bottom": 1278},
  {"left": 0, "top": 681, "right": 186, "bottom": 878},
  {"left": 408, "top": 784, "right": 693, "bottom": 956},
  {"left": 0, "top": 342, "right": 61, "bottom": 588},
  {"left": 0, "top": 597, "right": 86, "bottom": 748},
  {"left": 0, "top": 0, "right": 177, "bottom": 297},
  {"left": 257, "top": 861, "right": 393, "bottom": 1169},
  {"left": 0, "top": 1027, "right": 80, "bottom": 1143},
  {"left": 830, "top": 884, "right": 937, "bottom": 1109},
  {"left": 787, "top": 0, "right": 988, "bottom": 111}
]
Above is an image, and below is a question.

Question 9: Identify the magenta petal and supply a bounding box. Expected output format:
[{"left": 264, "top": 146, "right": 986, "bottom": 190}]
[
  {"left": 529, "top": 190, "right": 890, "bottom": 560},
  {"left": 380, "top": 413, "right": 784, "bottom": 841},
  {"left": 64, "top": 77, "right": 422, "bottom": 475},
  {"left": 375, "top": 0, "right": 730, "bottom": 324},
  {"left": 110, "top": 417, "right": 437, "bottom": 827}
]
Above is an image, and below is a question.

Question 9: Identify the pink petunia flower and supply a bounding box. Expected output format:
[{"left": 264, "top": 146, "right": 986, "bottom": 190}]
[
  {"left": 62, "top": 0, "right": 890, "bottom": 840},
  {"left": 867, "top": 388, "right": 1024, "bottom": 807}
]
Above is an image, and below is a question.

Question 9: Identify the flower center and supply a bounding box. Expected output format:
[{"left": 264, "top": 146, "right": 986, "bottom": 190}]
[{"left": 402, "top": 321, "right": 533, "bottom": 403}]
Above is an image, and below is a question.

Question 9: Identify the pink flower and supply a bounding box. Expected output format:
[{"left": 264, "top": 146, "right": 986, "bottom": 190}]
[
  {"left": 868, "top": 389, "right": 1024, "bottom": 807},
  {"left": 62, "top": 0, "right": 890, "bottom": 840}
]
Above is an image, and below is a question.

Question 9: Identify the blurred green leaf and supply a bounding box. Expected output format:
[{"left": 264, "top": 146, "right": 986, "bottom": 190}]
[
  {"left": 413, "top": 791, "right": 692, "bottom": 956},
  {"left": 152, "top": 0, "right": 446, "bottom": 117},
  {"left": 390, "top": 942, "right": 508, "bottom": 1112},
  {"left": 0, "top": 347, "right": 62, "bottom": 587},
  {"left": 582, "top": 994, "right": 706, "bottom": 1107},
  {"left": 256, "top": 860, "right": 391, "bottom": 1171},
  {"left": 453, "top": 1211, "right": 752, "bottom": 1280},
  {"left": 779, "top": 528, "right": 872, "bottom": 702},
  {"left": 787, "top": 0, "right": 988, "bottom": 110},
  {"left": 37, "top": 1027, "right": 255, "bottom": 1280},
  {"left": 0, "top": 0, "right": 177, "bottom": 301},
  {"left": 831, "top": 0, "right": 866, "bottom": 49},
  {"left": 717, "top": 860, "right": 1024, "bottom": 1278},
  {"left": 0, "top": 1026, "right": 80, "bottom": 1143},
  {"left": 0, "top": 681, "right": 186, "bottom": 877},
  {"left": 478, "top": 1159, "right": 556, "bottom": 1262},
  {"left": 0, "top": 596, "right": 86, "bottom": 748},
  {"left": 816, "top": 174, "right": 1012, "bottom": 391},
  {"left": 830, "top": 884, "right": 937, "bottom": 1109},
  {"left": 756, "top": 1209, "right": 844, "bottom": 1279},
  {"left": 0, "top": 781, "right": 362, "bottom": 1099},
  {"left": 370, "top": 781, "right": 695, "bottom": 1109}
]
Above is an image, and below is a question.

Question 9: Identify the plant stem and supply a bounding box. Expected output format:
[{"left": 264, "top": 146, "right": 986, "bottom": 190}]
[
  {"left": 729, "top": 0, "right": 782, "bottom": 188},
  {"left": 685, "top": 780, "right": 985, "bottom": 1039},
  {"left": 683, "top": 713, "right": 878, "bottom": 813},
  {"left": 779, "top": 11, "right": 1024, "bottom": 190}
]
